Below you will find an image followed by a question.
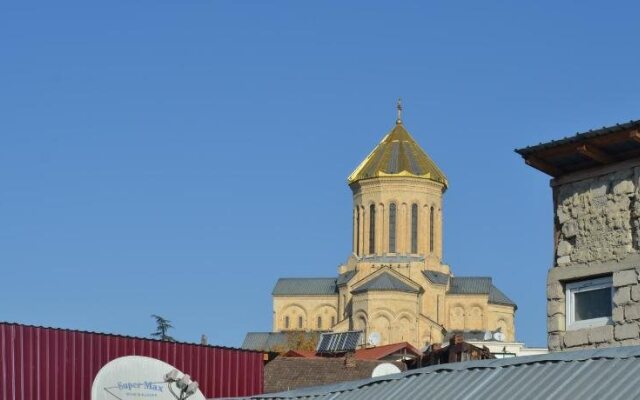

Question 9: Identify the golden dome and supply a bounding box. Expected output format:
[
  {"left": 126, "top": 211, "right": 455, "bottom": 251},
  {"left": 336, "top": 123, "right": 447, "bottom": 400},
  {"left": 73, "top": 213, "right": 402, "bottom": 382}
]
[{"left": 347, "top": 121, "right": 447, "bottom": 187}]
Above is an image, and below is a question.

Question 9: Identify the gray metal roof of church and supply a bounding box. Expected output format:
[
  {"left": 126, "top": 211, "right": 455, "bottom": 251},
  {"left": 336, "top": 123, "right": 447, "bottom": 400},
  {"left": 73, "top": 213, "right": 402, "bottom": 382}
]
[
  {"left": 272, "top": 278, "right": 337, "bottom": 296},
  {"left": 448, "top": 276, "right": 493, "bottom": 293},
  {"left": 351, "top": 272, "right": 419, "bottom": 294},
  {"left": 272, "top": 275, "right": 515, "bottom": 305},
  {"left": 448, "top": 276, "right": 516, "bottom": 308},
  {"left": 337, "top": 270, "right": 357, "bottom": 286},
  {"left": 422, "top": 270, "right": 450, "bottom": 285},
  {"left": 226, "top": 345, "right": 640, "bottom": 400},
  {"left": 489, "top": 285, "right": 517, "bottom": 307}
]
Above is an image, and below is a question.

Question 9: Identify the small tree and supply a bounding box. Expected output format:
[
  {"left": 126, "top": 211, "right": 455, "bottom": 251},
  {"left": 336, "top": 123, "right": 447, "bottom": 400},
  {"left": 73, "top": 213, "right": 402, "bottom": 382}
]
[{"left": 151, "top": 314, "right": 176, "bottom": 342}]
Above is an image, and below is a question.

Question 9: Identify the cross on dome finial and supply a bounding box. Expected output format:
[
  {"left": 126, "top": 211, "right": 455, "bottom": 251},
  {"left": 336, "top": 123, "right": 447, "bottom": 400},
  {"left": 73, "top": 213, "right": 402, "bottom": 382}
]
[{"left": 396, "top": 98, "right": 403, "bottom": 124}]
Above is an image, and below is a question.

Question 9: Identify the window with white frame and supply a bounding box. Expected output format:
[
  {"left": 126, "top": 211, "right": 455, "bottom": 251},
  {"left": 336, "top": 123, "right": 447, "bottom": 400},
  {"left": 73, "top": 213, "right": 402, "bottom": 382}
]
[{"left": 565, "top": 276, "right": 613, "bottom": 330}]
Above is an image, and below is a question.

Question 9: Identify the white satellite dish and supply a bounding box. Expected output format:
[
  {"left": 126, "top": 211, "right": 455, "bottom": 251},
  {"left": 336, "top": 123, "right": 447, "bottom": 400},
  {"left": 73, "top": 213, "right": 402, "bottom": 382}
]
[
  {"left": 493, "top": 332, "right": 506, "bottom": 342},
  {"left": 91, "top": 356, "right": 206, "bottom": 400},
  {"left": 483, "top": 331, "right": 493, "bottom": 341},
  {"left": 371, "top": 363, "right": 402, "bottom": 378},
  {"left": 368, "top": 331, "right": 381, "bottom": 346}
]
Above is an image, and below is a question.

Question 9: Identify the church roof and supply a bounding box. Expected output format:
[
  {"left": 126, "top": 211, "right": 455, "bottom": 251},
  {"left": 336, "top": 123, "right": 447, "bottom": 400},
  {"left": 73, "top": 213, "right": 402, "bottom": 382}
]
[
  {"left": 272, "top": 278, "right": 337, "bottom": 296},
  {"left": 351, "top": 272, "right": 420, "bottom": 294},
  {"left": 448, "top": 277, "right": 492, "bottom": 293},
  {"left": 337, "top": 270, "right": 357, "bottom": 286},
  {"left": 423, "top": 270, "right": 450, "bottom": 285},
  {"left": 448, "top": 277, "right": 517, "bottom": 308},
  {"left": 489, "top": 286, "right": 517, "bottom": 307},
  {"left": 347, "top": 122, "right": 447, "bottom": 187}
]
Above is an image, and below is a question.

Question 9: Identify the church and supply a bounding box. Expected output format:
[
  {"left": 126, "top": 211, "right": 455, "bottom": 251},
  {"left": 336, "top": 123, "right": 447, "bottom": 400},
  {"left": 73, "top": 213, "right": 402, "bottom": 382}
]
[{"left": 271, "top": 103, "right": 516, "bottom": 349}]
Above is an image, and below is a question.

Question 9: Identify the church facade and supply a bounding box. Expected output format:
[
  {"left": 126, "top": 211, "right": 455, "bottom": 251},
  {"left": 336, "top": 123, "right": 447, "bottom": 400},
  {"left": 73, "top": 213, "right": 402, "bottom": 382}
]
[{"left": 272, "top": 107, "right": 516, "bottom": 349}]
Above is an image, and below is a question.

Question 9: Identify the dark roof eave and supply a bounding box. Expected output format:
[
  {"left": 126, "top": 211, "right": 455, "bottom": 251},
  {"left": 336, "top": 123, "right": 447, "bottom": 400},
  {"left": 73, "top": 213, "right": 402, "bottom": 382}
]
[
  {"left": 488, "top": 301, "right": 518, "bottom": 310},
  {"left": 515, "top": 119, "right": 640, "bottom": 156}
]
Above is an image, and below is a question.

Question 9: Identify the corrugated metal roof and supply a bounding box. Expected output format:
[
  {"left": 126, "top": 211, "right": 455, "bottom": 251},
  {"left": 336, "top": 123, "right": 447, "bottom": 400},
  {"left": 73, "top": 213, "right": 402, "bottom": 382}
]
[
  {"left": 351, "top": 272, "right": 419, "bottom": 294},
  {"left": 489, "top": 285, "right": 517, "bottom": 308},
  {"left": 242, "top": 332, "right": 287, "bottom": 351},
  {"left": 228, "top": 345, "right": 640, "bottom": 400},
  {"left": 448, "top": 277, "right": 493, "bottom": 294},
  {"left": 515, "top": 119, "right": 640, "bottom": 178},
  {"left": 355, "top": 342, "right": 421, "bottom": 361},
  {"left": 272, "top": 278, "right": 338, "bottom": 296},
  {"left": 515, "top": 119, "right": 640, "bottom": 156},
  {"left": 422, "top": 270, "right": 449, "bottom": 285},
  {"left": 447, "top": 277, "right": 516, "bottom": 308},
  {"left": 242, "top": 332, "right": 321, "bottom": 352},
  {"left": 0, "top": 322, "right": 264, "bottom": 400},
  {"left": 0, "top": 320, "right": 258, "bottom": 353}
]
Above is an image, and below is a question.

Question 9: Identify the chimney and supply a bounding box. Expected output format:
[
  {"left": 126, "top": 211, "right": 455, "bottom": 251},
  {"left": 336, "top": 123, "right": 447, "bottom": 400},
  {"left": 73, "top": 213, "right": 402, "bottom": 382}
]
[
  {"left": 344, "top": 351, "right": 357, "bottom": 368},
  {"left": 449, "top": 334, "right": 464, "bottom": 346},
  {"left": 200, "top": 334, "right": 208, "bottom": 345}
]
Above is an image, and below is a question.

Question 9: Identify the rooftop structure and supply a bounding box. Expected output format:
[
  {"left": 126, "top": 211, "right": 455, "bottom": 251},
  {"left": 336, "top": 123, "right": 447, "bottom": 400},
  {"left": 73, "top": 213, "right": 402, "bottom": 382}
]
[
  {"left": 516, "top": 119, "right": 640, "bottom": 177},
  {"left": 229, "top": 345, "right": 640, "bottom": 400},
  {"left": 517, "top": 119, "right": 640, "bottom": 351}
]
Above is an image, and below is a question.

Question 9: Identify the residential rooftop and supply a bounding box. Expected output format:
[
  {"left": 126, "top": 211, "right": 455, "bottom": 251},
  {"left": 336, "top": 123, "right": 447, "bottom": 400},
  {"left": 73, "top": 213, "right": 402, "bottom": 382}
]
[
  {"left": 226, "top": 345, "right": 640, "bottom": 400},
  {"left": 515, "top": 119, "right": 640, "bottom": 177}
]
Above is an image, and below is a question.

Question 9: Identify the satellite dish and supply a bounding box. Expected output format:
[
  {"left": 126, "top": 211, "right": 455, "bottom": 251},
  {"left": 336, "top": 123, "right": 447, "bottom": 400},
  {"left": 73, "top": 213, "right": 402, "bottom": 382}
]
[
  {"left": 368, "top": 331, "right": 381, "bottom": 346},
  {"left": 483, "top": 331, "right": 493, "bottom": 341},
  {"left": 91, "top": 356, "right": 206, "bottom": 400},
  {"left": 493, "top": 332, "right": 505, "bottom": 342},
  {"left": 371, "top": 363, "right": 402, "bottom": 378}
]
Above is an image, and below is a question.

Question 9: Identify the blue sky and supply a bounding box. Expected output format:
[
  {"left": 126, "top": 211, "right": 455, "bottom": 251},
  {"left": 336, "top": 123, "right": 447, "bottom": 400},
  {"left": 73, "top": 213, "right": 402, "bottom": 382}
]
[{"left": 1, "top": 1, "right": 639, "bottom": 348}]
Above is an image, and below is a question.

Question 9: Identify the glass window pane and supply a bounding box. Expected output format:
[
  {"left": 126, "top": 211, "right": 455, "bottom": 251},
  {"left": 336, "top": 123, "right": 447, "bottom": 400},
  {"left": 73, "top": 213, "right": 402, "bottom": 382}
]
[{"left": 574, "top": 287, "right": 611, "bottom": 321}]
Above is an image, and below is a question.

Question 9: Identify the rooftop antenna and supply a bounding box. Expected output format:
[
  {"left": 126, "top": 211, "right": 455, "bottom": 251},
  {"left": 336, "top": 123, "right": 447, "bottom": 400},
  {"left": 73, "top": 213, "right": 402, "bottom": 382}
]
[{"left": 396, "top": 98, "right": 403, "bottom": 124}]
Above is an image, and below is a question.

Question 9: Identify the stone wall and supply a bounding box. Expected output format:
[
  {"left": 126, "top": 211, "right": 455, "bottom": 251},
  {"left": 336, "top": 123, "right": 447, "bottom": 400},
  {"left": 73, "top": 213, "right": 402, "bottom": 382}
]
[
  {"left": 548, "top": 163, "right": 640, "bottom": 351},
  {"left": 555, "top": 167, "right": 640, "bottom": 267},
  {"left": 548, "top": 268, "right": 640, "bottom": 350}
]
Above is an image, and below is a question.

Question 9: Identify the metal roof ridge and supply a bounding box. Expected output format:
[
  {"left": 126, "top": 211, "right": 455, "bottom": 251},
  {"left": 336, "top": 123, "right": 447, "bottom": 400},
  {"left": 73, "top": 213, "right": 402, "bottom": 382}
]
[{"left": 451, "top": 276, "right": 492, "bottom": 279}]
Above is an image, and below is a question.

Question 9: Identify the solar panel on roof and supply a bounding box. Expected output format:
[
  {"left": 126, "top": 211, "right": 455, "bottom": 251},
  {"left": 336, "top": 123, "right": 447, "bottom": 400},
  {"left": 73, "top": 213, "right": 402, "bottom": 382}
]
[{"left": 316, "top": 331, "right": 362, "bottom": 354}]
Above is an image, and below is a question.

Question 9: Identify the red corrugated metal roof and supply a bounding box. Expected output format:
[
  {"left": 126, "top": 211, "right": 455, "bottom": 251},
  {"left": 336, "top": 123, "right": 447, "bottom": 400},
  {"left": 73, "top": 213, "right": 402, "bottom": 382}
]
[
  {"left": 0, "top": 321, "right": 264, "bottom": 399},
  {"left": 282, "top": 349, "right": 320, "bottom": 358},
  {"left": 355, "top": 342, "right": 421, "bottom": 360}
]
